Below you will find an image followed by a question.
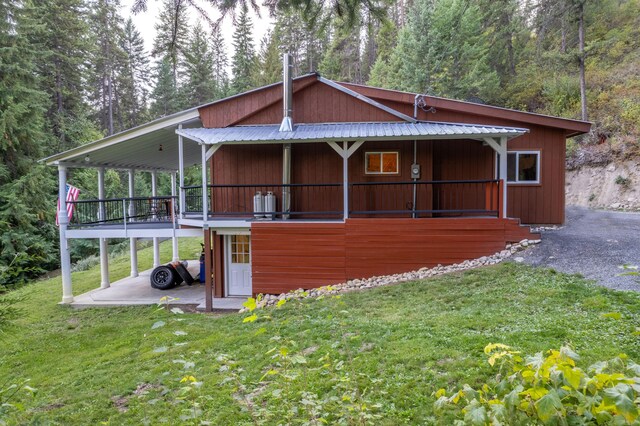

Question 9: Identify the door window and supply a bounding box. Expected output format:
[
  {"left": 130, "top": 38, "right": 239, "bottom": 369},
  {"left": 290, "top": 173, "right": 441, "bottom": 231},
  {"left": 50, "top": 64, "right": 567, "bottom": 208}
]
[{"left": 231, "top": 235, "right": 250, "bottom": 263}]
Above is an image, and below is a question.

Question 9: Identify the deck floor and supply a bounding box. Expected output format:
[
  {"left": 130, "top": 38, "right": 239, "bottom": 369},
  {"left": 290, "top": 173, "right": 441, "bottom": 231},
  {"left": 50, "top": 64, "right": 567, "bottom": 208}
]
[{"left": 69, "top": 261, "right": 244, "bottom": 311}]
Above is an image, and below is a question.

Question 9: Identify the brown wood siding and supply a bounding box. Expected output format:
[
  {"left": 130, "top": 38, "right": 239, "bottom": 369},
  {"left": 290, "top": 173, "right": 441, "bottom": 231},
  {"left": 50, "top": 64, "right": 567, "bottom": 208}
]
[
  {"left": 239, "top": 81, "right": 402, "bottom": 125},
  {"left": 349, "top": 90, "right": 569, "bottom": 224},
  {"left": 346, "top": 218, "right": 507, "bottom": 278},
  {"left": 251, "top": 223, "right": 346, "bottom": 294},
  {"left": 432, "top": 140, "right": 494, "bottom": 215},
  {"left": 250, "top": 218, "right": 539, "bottom": 294}
]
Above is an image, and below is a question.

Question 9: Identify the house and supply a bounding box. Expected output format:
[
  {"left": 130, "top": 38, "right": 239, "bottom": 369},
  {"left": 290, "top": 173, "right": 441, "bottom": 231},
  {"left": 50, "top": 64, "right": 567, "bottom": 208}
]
[{"left": 45, "top": 55, "right": 591, "bottom": 311}]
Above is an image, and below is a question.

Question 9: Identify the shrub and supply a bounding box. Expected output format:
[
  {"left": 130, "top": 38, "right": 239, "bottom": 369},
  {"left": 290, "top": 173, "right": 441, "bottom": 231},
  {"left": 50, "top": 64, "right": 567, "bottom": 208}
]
[
  {"left": 435, "top": 344, "right": 640, "bottom": 425},
  {"left": 615, "top": 175, "right": 631, "bottom": 189}
]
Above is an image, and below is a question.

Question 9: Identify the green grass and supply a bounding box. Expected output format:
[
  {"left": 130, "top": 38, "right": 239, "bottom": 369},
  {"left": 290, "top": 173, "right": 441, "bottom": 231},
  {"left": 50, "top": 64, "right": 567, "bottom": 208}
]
[{"left": 1, "top": 241, "right": 639, "bottom": 424}]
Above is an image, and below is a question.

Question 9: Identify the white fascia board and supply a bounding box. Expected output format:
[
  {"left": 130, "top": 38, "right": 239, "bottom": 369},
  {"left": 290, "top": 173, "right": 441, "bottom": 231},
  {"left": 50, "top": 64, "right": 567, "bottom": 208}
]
[
  {"left": 43, "top": 110, "right": 201, "bottom": 166},
  {"left": 66, "top": 228, "right": 202, "bottom": 239}
]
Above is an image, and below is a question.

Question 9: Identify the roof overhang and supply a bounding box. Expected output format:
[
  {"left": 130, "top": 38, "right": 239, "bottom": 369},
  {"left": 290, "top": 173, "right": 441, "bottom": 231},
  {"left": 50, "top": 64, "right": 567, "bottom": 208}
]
[{"left": 176, "top": 121, "right": 528, "bottom": 146}]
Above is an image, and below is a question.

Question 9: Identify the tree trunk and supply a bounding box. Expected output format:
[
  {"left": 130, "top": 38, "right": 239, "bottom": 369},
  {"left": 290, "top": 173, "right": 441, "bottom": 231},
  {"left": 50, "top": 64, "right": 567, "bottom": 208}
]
[{"left": 578, "top": 1, "right": 587, "bottom": 121}]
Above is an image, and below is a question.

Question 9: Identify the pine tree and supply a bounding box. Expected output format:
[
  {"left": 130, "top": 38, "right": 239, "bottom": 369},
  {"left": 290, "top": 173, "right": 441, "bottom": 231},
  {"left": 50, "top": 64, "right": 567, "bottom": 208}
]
[
  {"left": 119, "top": 18, "right": 150, "bottom": 128},
  {"left": 152, "top": 0, "right": 189, "bottom": 87},
  {"left": 182, "top": 21, "right": 217, "bottom": 106},
  {"left": 376, "top": 0, "right": 500, "bottom": 102},
  {"left": 87, "top": 0, "right": 127, "bottom": 135},
  {"left": 367, "top": 20, "right": 398, "bottom": 87},
  {"left": 231, "top": 4, "right": 256, "bottom": 93},
  {"left": 150, "top": 57, "right": 180, "bottom": 117},
  {"left": 210, "top": 25, "right": 229, "bottom": 97},
  {"left": 253, "top": 31, "right": 282, "bottom": 86},
  {"left": 27, "top": 0, "right": 94, "bottom": 153},
  {"left": 318, "top": 17, "right": 362, "bottom": 83},
  {"left": 0, "top": 0, "right": 58, "bottom": 287}
]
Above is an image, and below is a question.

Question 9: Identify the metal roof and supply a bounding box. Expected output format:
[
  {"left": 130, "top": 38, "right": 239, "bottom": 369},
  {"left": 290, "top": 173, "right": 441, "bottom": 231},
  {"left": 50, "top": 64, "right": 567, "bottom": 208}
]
[{"left": 177, "top": 121, "right": 528, "bottom": 145}]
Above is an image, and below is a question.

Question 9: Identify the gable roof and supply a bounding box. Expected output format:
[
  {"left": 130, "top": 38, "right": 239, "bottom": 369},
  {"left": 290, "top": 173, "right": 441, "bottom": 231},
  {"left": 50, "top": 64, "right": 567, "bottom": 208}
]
[{"left": 338, "top": 82, "right": 591, "bottom": 137}]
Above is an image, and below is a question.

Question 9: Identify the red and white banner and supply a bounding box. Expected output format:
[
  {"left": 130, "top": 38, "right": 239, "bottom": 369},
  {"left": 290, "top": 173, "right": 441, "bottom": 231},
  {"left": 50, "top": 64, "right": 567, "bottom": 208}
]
[{"left": 56, "top": 184, "right": 80, "bottom": 226}]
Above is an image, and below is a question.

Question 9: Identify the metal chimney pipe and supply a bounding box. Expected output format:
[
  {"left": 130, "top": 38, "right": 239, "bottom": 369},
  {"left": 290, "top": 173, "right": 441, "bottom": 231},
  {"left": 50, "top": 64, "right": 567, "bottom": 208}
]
[{"left": 279, "top": 53, "right": 293, "bottom": 132}]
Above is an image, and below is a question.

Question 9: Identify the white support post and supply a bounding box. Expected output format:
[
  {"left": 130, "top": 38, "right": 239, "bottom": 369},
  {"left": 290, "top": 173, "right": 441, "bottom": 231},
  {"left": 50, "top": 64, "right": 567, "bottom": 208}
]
[
  {"left": 128, "top": 169, "right": 135, "bottom": 220},
  {"left": 499, "top": 137, "right": 508, "bottom": 218},
  {"left": 130, "top": 237, "right": 138, "bottom": 278},
  {"left": 151, "top": 170, "right": 160, "bottom": 268},
  {"left": 171, "top": 171, "right": 179, "bottom": 261},
  {"left": 97, "top": 167, "right": 109, "bottom": 289},
  {"left": 201, "top": 143, "right": 208, "bottom": 221},
  {"left": 342, "top": 141, "right": 349, "bottom": 220},
  {"left": 485, "top": 136, "right": 508, "bottom": 219},
  {"left": 128, "top": 169, "right": 138, "bottom": 277},
  {"left": 58, "top": 166, "right": 74, "bottom": 303},
  {"left": 178, "top": 125, "right": 185, "bottom": 219}
]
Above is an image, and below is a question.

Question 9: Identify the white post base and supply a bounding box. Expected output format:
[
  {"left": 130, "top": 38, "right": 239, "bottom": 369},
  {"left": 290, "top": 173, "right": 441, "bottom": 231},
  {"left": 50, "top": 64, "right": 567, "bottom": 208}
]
[
  {"left": 130, "top": 237, "right": 138, "bottom": 278},
  {"left": 99, "top": 237, "right": 110, "bottom": 289},
  {"left": 153, "top": 237, "right": 160, "bottom": 268},
  {"left": 172, "top": 236, "right": 179, "bottom": 262},
  {"left": 61, "top": 295, "right": 74, "bottom": 304}
]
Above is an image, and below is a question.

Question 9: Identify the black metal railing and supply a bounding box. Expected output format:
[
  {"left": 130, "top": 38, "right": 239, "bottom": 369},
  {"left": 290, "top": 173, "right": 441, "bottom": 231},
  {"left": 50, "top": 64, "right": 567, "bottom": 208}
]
[
  {"left": 349, "top": 179, "right": 500, "bottom": 218},
  {"left": 181, "top": 180, "right": 500, "bottom": 219},
  {"left": 183, "top": 183, "right": 343, "bottom": 218},
  {"left": 68, "top": 196, "right": 176, "bottom": 227}
]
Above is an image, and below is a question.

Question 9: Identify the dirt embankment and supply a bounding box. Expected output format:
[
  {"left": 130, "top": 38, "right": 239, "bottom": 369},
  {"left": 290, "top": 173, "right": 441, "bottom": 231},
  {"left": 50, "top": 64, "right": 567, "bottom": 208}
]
[{"left": 566, "top": 161, "right": 640, "bottom": 211}]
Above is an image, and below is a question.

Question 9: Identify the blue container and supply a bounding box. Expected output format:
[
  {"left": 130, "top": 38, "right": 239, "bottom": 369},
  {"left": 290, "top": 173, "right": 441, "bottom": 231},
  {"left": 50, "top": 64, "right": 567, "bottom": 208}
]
[{"left": 199, "top": 257, "right": 205, "bottom": 283}]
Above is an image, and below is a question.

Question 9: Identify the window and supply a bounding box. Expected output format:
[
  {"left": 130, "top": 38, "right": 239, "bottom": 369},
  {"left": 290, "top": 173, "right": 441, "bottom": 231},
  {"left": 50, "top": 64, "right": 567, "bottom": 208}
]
[
  {"left": 230, "top": 235, "right": 250, "bottom": 264},
  {"left": 507, "top": 151, "right": 540, "bottom": 184},
  {"left": 365, "top": 152, "right": 399, "bottom": 175}
]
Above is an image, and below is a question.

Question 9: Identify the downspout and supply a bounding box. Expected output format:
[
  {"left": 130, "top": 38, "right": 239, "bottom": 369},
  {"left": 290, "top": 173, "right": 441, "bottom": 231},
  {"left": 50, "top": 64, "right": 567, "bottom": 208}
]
[
  {"left": 280, "top": 53, "right": 293, "bottom": 219},
  {"left": 412, "top": 95, "right": 419, "bottom": 218}
]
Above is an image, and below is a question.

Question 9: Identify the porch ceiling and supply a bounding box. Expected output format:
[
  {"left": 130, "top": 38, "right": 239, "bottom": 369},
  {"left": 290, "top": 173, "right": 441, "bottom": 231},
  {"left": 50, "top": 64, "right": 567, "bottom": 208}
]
[
  {"left": 43, "top": 112, "right": 204, "bottom": 171},
  {"left": 177, "top": 121, "right": 528, "bottom": 145}
]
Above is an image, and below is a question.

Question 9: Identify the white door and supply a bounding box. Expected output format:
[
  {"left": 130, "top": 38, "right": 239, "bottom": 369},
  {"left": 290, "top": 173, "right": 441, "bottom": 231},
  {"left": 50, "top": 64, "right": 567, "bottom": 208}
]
[{"left": 226, "top": 235, "right": 252, "bottom": 296}]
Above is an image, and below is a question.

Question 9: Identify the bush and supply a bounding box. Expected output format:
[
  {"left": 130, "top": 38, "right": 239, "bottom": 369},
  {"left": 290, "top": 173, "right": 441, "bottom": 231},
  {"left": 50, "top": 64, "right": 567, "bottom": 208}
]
[
  {"left": 615, "top": 175, "right": 631, "bottom": 189},
  {"left": 435, "top": 344, "right": 640, "bottom": 425}
]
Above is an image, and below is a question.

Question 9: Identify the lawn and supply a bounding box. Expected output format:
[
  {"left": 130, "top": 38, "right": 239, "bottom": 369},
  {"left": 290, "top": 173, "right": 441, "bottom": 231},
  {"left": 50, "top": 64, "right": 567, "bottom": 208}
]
[{"left": 1, "top": 241, "right": 639, "bottom": 424}]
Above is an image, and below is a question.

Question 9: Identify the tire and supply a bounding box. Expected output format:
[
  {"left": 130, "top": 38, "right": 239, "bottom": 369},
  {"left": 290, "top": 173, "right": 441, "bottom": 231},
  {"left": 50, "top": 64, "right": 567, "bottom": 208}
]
[
  {"left": 150, "top": 265, "right": 177, "bottom": 290},
  {"left": 174, "top": 261, "right": 195, "bottom": 286}
]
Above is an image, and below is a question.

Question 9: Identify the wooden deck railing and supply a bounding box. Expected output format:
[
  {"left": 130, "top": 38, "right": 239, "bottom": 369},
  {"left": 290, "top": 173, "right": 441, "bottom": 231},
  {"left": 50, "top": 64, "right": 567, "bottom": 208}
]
[{"left": 182, "top": 179, "right": 500, "bottom": 219}]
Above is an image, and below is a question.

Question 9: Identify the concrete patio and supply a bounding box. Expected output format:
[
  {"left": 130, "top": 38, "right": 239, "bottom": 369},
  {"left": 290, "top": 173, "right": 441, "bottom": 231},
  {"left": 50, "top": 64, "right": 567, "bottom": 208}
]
[{"left": 69, "top": 261, "right": 245, "bottom": 311}]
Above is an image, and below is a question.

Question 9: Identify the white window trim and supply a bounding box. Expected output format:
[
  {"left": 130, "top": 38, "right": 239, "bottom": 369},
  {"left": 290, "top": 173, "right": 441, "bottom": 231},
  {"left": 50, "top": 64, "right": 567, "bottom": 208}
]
[
  {"left": 507, "top": 150, "right": 541, "bottom": 184},
  {"left": 364, "top": 151, "right": 400, "bottom": 175}
]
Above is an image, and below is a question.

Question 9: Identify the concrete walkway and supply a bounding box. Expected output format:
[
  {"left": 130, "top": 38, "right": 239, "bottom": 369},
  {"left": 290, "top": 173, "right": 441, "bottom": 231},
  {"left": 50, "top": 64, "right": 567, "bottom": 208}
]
[
  {"left": 70, "top": 261, "right": 245, "bottom": 311},
  {"left": 522, "top": 207, "right": 640, "bottom": 291}
]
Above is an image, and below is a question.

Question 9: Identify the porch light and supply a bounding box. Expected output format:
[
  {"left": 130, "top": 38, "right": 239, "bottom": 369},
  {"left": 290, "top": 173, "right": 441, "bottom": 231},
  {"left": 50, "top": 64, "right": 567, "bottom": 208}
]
[{"left": 158, "top": 144, "right": 164, "bottom": 152}]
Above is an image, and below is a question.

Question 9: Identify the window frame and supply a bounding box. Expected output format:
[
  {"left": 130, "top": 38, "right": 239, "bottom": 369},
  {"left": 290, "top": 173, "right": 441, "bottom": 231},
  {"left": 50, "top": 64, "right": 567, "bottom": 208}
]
[
  {"left": 364, "top": 151, "right": 400, "bottom": 175},
  {"left": 506, "top": 150, "right": 541, "bottom": 185}
]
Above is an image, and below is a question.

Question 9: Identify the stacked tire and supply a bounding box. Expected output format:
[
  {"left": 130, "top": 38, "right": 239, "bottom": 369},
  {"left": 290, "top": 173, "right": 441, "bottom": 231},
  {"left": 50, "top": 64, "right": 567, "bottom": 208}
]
[{"left": 150, "top": 261, "right": 194, "bottom": 290}]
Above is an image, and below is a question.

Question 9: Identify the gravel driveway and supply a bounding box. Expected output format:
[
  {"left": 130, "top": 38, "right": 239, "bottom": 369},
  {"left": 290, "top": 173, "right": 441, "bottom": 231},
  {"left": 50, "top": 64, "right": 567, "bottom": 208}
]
[{"left": 521, "top": 206, "right": 640, "bottom": 291}]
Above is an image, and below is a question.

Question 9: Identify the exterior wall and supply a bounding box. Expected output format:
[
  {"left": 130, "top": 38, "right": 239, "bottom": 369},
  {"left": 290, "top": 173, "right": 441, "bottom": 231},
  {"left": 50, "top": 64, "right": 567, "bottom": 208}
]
[
  {"left": 251, "top": 223, "right": 346, "bottom": 294},
  {"left": 250, "top": 218, "right": 536, "bottom": 294},
  {"left": 344, "top": 86, "right": 571, "bottom": 224},
  {"left": 202, "top": 78, "right": 579, "bottom": 224},
  {"left": 211, "top": 140, "right": 501, "bottom": 218}
]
